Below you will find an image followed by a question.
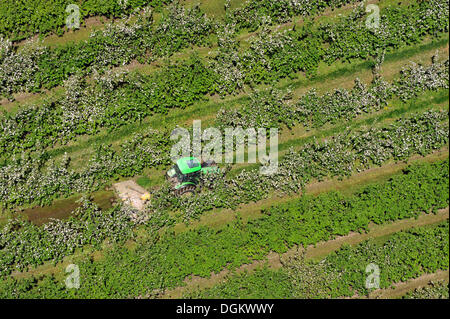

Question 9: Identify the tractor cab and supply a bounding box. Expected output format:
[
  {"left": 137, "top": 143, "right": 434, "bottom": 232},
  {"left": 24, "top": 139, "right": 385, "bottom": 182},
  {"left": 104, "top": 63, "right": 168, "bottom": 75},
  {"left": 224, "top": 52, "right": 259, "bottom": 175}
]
[
  {"left": 166, "top": 157, "right": 202, "bottom": 194},
  {"left": 166, "top": 157, "right": 218, "bottom": 195}
]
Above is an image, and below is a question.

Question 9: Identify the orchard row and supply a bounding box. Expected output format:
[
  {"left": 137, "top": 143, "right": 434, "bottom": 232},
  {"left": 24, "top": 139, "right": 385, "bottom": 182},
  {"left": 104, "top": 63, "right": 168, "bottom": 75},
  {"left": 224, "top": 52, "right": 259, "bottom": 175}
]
[
  {"left": 0, "top": 158, "right": 448, "bottom": 297},
  {"left": 0, "top": 112, "right": 447, "bottom": 275}
]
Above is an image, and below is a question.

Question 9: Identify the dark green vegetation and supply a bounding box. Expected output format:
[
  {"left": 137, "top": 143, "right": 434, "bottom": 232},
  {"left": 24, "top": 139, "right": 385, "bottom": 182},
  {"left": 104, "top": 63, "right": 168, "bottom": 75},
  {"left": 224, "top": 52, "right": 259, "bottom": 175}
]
[
  {"left": 0, "top": 158, "right": 448, "bottom": 297},
  {"left": 186, "top": 221, "right": 449, "bottom": 298},
  {"left": 1, "top": 0, "right": 447, "bottom": 98},
  {"left": 187, "top": 266, "right": 295, "bottom": 299}
]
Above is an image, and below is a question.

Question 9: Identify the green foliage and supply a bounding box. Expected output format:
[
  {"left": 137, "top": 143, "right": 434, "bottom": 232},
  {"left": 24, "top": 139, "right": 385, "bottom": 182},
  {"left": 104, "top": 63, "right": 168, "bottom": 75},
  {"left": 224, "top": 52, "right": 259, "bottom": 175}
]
[
  {"left": 186, "top": 266, "right": 293, "bottom": 299},
  {"left": 0, "top": 55, "right": 216, "bottom": 157},
  {"left": 189, "top": 221, "right": 450, "bottom": 298},
  {"left": 1, "top": 0, "right": 447, "bottom": 99},
  {"left": 320, "top": 221, "right": 449, "bottom": 297},
  {"left": 0, "top": 158, "right": 448, "bottom": 297},
  {"left": 227, "top": 0, "right": 360, "bottom": 32},
  {"left": 216, "top": 58, "right": 449, "bottom": 130},
  {"left": 320, "top": 0, "right": 449, "bottom": 63},
  {"left": 234, "top": 0, "right": 449, "bottom": 86},
  {"left": 0, "top": 129, "right": 171, "bottom": 207},
  {"left": 0, "top": 0, "right": 173, "bottom": 41},
  {"left": 0, "top": 3, "right": 214, "bottom": 99},
  {"left": 0, "top": 0, "right": 448, "bottom": 300},
  {"left": 145, "top": 110, "right": 449, "bottom": 221},
  {"left": 0, "top": 0, "right": 362, "bottom": 41},
  {"left": 151, "top": 3, "right": 214, "bottom": 57},
  {"left": 402, "top": 280, "right": 449, "bottom": 299},
  {"left": 241, "top": 24, "right": 325, "bottom": 83},
  {"left": 0, "top": 198, "right": 138, "bottom": 276}
]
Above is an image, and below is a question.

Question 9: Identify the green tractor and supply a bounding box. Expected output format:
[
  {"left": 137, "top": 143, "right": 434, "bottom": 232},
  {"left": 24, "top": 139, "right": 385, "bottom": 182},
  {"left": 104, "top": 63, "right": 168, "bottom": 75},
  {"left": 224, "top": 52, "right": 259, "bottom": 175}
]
[{"left": 166, "top": 157, "right": 219, "bottom": 196}]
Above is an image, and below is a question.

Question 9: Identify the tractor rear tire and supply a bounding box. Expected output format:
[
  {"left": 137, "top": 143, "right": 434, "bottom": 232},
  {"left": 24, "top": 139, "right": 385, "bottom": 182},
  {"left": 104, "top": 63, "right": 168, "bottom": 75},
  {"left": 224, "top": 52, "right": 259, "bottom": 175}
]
[{"left": 175, "top": 185, "right": 196, "bottom": 197}]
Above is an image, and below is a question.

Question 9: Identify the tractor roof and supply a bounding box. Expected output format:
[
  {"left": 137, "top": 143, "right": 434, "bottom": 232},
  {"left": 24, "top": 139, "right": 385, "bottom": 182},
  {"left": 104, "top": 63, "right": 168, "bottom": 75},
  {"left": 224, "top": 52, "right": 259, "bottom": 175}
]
[{"left": 176, "top": 157, "right": 201, "bottom": 174}]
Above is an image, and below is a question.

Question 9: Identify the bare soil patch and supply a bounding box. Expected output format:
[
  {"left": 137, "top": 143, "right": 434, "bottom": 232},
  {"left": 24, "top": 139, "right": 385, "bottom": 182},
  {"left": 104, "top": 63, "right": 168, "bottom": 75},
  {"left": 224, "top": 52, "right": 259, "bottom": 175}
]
[
  {"left": 113, "top": 180, "right": 149, "bottom": 210},
  {"left": 21, "top": 190, "right": 115, "bottom": 226}
]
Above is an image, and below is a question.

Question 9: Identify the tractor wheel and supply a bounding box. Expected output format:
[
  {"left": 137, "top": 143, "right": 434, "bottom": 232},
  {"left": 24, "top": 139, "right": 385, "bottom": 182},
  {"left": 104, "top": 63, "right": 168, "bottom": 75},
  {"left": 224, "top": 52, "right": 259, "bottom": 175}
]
[{"left": 175, "top": 185, "right": 196, "bottom": 197}]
